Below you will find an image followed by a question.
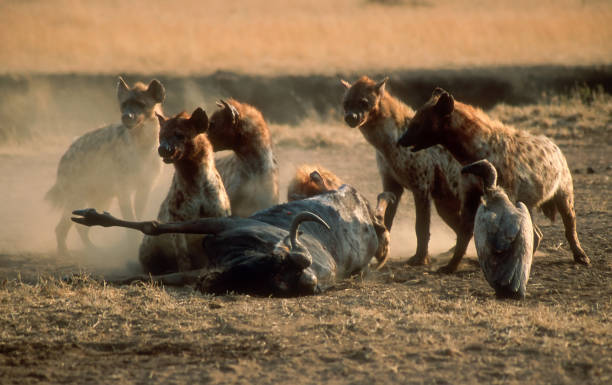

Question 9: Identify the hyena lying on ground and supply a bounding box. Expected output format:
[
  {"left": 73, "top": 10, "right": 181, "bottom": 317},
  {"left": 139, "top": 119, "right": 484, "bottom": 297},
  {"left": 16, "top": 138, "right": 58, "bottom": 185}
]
[
  {"left": 287, "top": 164, "right": 342, "bottom": 201},
  {"left": 207, "top": 99, "right": 279, "bottom": 217},
  {"left": 341, "top": 76, "right": 475, "bottom": 266},
  {"left": 140, "top": 108, "right": 231, "bottom": 274},
  {"left": 398, "top": 88, "right": 590, "bottom": 271},
  {"left": 46, "top": 77, "right": 165, "bottom": 254}
]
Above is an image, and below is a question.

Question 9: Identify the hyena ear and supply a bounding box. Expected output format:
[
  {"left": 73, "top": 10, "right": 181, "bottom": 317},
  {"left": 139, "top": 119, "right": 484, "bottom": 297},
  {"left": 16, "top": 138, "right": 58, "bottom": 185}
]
[
  {"left": 147, "top": 79, "right": 166, "bottom": 104},
  {"left": 155, "top": 113, "right": 166, "bottom": 127},
  {"left": 340, "top": 79, "right": 352, "bottom": 89},
  {"left": 432, "top": 87, "right": 447, "bottom": 97},
  {"left": 309, "top": 171, "right": 325, "bottom": 188},
  {"left": 219, "top": 100, "right": 240, "bottom": 126},
  {"left": 117, "top": 76, "right": 130, "bottom": 101},
  {"left": 434, "top": 92, "right": 454, "bottom": 116},
  {"left": 376, "top": 77, "right": 389, "bottom": 94},
  {"left": 190, "top": 107, "right": 209, "bottom": 133}
]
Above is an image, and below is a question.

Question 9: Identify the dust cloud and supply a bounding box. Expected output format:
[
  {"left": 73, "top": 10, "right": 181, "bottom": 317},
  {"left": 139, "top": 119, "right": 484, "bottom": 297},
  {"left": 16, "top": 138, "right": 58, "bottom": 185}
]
[{"left": 0, "top": 76, "right": 475, "bottom": 278}]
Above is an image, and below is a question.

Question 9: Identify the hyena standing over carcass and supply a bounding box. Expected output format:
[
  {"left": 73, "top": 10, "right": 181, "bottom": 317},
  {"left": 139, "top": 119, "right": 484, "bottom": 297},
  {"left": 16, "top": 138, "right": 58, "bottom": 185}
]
[
  {"left": 341, "top": 76, "right": 475, "bottom": 266},
  {"left": 46, "top": 77, "right": 165, "bottom": 254},
  {"left": 397, "top": 88, "right": 590, "bottom": 271},
  {"left": 207, "top": 99, "right": 279, "bottom": 217},
  {"left": 139, "top": 108, "right": 231, "bottom": 274}
]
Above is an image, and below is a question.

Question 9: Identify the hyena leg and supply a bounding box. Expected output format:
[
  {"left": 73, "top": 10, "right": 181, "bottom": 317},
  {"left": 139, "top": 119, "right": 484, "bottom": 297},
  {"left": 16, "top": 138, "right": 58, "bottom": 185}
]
[
  {"left": 554, "top": 190, "right": 590, "bottom": 265},
  {"left": 76, "top": 197, "right": 112, "bottom": 250},
  {"left": 118, "top": 193, "right": 140, "bottom": 248},
  {"left": 433, "top": 196, "right": 461, "bottom": 257},
  {"left": 407, "top": 191, "right": 431, "bottom": 266},
  {"left": 438, "top": 189, "right": 480, "bottom": 274},
  {"left": 55, "top": 213, "right": 73, "bottom": 255},
  {"left": 133, "top": 184, "right": 153, "bottom": 220},
  {"left": 381, "top": 173, "right": 404, "bottom": 231},
  {"left": 117, "top": 193, "right": 136, "bottom": 221},
  {"left": 528, "top": 208, "right": 543, "bottom": 253},
  {"left": 75, "top": 224, "right": 96, "bottom": 250}
]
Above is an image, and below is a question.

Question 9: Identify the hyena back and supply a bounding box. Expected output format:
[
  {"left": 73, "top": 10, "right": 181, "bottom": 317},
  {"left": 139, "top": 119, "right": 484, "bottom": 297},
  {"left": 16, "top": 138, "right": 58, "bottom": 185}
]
[
  {"left": 341, "top": 76, "right": 473, "bottom": 266},
  {"left": 139, "top": 108, "right": 231, "bottom": 274},
  {"left": 398, "top": 88, "right": 590, "bottom": 270},
  {"left": 46, "top": 77, "right": 165, "bottom": 254}
]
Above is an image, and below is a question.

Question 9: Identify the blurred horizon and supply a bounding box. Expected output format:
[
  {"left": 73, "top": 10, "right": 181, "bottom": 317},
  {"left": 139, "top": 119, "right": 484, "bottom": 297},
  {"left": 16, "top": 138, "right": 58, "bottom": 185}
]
[{"left": 0, "top": 0, "right": 611, "bottom": 76}]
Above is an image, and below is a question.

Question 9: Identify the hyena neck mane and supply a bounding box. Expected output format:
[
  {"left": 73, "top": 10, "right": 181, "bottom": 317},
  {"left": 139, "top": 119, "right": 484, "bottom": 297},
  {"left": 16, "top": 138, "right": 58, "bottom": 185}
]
[
  {"left": 173, "top": 135, "right": 216, "bottom": 186},
  {"left": 234, "top": 121, "right": 275, "bottom": 174},
  {"left": 362, "top": 91, "right": 414, "bottom": 150},
  {"left": 442, "top": 101, "right": 516, "bottom": 165}
]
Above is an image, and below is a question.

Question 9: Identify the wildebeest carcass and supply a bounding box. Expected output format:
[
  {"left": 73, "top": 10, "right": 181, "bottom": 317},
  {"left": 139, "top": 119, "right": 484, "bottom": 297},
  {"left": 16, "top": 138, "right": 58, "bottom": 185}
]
[{"left": 72, "top": 185, "right": 395, "bottom": 296}]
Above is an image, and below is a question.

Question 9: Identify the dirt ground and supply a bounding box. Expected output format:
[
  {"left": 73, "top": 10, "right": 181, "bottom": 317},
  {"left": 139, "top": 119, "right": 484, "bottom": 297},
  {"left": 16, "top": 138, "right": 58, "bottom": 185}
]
[{"left": 0, "top": 87, "right": 610, "bottom": 384}]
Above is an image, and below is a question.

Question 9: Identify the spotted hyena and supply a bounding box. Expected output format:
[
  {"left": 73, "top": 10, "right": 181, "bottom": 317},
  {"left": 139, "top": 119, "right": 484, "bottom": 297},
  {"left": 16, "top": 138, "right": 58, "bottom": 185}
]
[
  {"left": 207, "top": 99, "right": 279, "bottom": 217},
  {"left": 341, "top": 76, "right": 474, "bottom": 265},
  {"left": 139, "top": 108, "right": 231, "bottom": 274},
  {"left": 45, "top": 77, "right": 165, "bottom": 254},
  {"left": 397, "top": 87, "right": 590, "bottom": 271}
]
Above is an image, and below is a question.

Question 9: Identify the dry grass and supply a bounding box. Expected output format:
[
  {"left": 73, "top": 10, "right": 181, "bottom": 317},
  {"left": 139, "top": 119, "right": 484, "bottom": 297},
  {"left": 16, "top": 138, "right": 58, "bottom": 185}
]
[
  {"left": 0, "top": 0, "right": 611, "bottom": 75},
  {"left": 490, "top": 85, "right": 612, "bottom": 141},
  {"left": 0, "top": 91, "right": 611, "bottom": 384},
  {"left": 0, "top": 261, "right": 610, "bottom": 384}
]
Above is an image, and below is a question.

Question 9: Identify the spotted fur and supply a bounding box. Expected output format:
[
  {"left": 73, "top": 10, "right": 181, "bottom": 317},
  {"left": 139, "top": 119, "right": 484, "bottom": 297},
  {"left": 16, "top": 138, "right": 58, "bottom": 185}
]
[
  {"left": 208, "top": 99, "right": 279, "bottom": 217},
  {"left": 139, "top": 108, "right": 231, "bottom": 274},
  {"left": 398, "top": 88, "right": 590, "bottom": 270},
  {"left": 45, "top": 77, "right": 165, "bottom": 254},
  {"left": 341, "top": 76, "right": 473, "bottom": 265}
]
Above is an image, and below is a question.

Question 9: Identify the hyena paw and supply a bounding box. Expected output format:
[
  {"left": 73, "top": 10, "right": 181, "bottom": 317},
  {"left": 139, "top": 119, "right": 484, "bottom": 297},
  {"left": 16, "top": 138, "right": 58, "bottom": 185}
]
[
  {"left": 436, "top": 263, "right": 458, "bottom": 274},
  {"left": 406, "top": 254, "right": 430, "bottom": 266},
  {"left": 574, "top": 252, "right": 591, "bottom": 266}
]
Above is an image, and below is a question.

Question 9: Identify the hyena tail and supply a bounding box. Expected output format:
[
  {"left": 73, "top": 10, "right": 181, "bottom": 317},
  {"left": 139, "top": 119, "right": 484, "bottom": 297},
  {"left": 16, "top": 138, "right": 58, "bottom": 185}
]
[
  {"left": 540, "top": 199, "right": 557, "bottom": 222},
  {"left": 44, "top": 182, "right": 65, "bottom": 210}
]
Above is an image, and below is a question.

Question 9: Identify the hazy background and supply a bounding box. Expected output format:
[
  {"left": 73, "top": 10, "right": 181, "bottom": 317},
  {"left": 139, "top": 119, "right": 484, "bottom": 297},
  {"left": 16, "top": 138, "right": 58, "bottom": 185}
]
[{"left": 1, "top": 0, "right": 610, "bottom": 75}]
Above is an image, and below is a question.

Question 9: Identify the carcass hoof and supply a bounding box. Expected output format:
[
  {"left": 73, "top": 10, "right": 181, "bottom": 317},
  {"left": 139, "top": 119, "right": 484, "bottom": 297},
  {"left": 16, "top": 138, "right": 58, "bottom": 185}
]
[{"left": 406, "top": 254, "right": 430, "bottom": 266}]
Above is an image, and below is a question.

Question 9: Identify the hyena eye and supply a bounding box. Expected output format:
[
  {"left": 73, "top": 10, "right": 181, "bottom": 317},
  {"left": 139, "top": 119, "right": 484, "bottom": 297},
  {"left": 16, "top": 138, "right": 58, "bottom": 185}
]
[
  {"left": 175, "top": 134, "right": 186, "bottom": 141},
  {"left": 359, "top": 98, "right": 369, "bottom": 109}
]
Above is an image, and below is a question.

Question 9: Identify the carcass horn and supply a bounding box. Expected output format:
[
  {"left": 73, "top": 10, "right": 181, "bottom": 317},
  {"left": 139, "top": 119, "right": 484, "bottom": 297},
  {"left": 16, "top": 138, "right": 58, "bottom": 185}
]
[{"left": 289, "top": 211, "right": 330, "bottom": 251}]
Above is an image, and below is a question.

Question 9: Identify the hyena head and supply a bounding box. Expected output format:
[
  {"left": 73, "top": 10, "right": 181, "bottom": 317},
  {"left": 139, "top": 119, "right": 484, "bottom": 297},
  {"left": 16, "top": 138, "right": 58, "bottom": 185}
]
[
  {"left": 117, "top": 77, "right": 165, "bottom": 129},
  {"left": 397, "top": 87, "right": 454, "bottom": 152},
  {"left": 157, "top": 108, "right": 209, "bottom": 164},
  {"left": 287, "top": 166, "right": 343, "bottom": 201},
  {"left": 207, "top": 99, "right": 242, "bottom": 151},
  {"left": 340, "top": 76, "right": 388, "bottom": 128}
]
